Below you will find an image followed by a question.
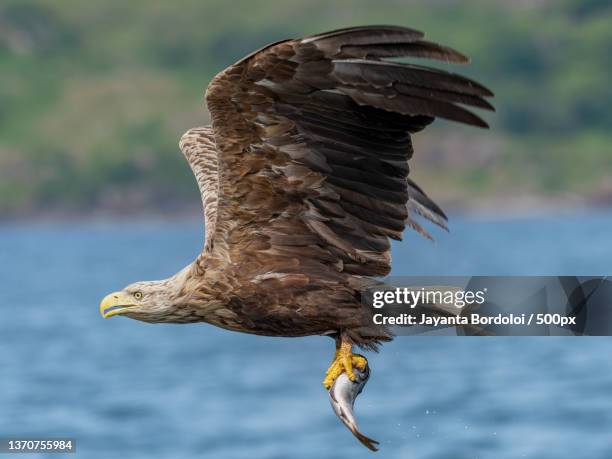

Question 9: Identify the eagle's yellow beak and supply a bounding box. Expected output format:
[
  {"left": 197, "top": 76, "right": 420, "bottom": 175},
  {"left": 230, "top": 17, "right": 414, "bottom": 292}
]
[{"left": 100, "top": 292, "right": 136, "bottom": 318}]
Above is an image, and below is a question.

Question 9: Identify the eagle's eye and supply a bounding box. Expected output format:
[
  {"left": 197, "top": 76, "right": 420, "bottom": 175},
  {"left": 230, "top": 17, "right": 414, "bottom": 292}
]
[{"left": 133, "top": 291, "right": 143, "bottom": 300}]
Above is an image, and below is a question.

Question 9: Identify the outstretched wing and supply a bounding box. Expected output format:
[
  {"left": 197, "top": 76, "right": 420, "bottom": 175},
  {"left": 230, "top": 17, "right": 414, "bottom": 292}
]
[{"left": 200, "top": 25, "right": 493, "bottom": 278}]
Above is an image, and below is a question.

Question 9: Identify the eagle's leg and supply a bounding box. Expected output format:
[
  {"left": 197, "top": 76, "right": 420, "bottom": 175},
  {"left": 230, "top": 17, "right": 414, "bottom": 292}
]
[{"left": 322, "top": 333, "right": 368, "bottom": 389}]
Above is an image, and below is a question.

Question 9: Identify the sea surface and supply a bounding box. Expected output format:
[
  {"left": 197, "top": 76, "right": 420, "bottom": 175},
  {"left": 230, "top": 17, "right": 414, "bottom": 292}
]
[{"left": 1, "top": 211, "right": 611, "bottom": 459}]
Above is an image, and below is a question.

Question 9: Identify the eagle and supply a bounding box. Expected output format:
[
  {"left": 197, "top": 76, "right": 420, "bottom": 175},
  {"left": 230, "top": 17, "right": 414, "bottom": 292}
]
[{"left": 100, "top": 25, "right": 493, "bottom": 390}]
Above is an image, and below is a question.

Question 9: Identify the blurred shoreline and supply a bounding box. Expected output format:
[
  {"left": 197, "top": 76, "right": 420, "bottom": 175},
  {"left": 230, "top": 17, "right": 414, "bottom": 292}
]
[
  {"left": 1, "top": 0, "right": 610, "bottom": 225},
  {"left": 2, "top": 1, "right": 612, "bottom": 226},
  {"left": 2, "top": 196, "right": 611, "bottom": 225}
]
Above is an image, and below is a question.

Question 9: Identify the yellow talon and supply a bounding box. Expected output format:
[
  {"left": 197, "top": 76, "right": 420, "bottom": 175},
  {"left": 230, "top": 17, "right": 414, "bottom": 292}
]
[{"left": 322, "top": 339, "right": 367, "bottom": 389}]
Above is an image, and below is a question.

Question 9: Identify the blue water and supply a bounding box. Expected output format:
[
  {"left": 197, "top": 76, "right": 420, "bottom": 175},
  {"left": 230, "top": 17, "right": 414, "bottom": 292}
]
[{"left": 1, "top": 211, "right": 611, "bottom": 459}]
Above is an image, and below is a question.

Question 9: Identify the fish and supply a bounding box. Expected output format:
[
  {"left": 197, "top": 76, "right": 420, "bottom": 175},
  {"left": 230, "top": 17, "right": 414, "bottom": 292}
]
[{"left": 328, "top": 358, "right": 380, "bottom": 451}]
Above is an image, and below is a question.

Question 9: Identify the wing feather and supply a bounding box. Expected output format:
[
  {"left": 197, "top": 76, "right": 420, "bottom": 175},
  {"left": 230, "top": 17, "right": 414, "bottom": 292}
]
[
  {"left": 196, "top": 25, "right": 493, "bottom": 277},
  {"left": 179, "top": 127, "right": 219, "bottom": 251}
]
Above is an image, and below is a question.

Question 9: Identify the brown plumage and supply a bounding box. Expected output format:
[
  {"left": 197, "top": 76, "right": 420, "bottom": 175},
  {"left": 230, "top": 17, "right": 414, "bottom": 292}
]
[{"left": 100, "top": 25, "right": 494, "bottom": 351}]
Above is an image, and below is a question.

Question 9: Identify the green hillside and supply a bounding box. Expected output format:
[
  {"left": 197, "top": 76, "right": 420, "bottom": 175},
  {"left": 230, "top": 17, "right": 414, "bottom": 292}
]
[{"left": 1, "top": 0, "right": 611, "bottom": 217}]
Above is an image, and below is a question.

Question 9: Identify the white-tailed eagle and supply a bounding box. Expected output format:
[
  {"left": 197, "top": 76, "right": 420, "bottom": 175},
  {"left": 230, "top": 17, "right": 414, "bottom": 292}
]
[{"left": 100, "top": 25, "right": 493, "bottom": 390}]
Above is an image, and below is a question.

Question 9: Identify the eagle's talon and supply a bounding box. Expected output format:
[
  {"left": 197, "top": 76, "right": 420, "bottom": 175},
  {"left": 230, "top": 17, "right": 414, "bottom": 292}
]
[
  {"left": 352, "top": 354, "right": 368, "bottom": 371},
  {"left": 322, "top": 340, "right": 367, "bottom": 389}
]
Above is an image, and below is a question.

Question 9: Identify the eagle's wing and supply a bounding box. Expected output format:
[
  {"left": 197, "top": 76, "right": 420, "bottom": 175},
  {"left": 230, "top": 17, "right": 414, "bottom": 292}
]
[
  {"left": 198, "top": 26, "right": 493, "bottom": 278},
  {"left": 179, "top": 126, "right": 219, "bottom": 252}
]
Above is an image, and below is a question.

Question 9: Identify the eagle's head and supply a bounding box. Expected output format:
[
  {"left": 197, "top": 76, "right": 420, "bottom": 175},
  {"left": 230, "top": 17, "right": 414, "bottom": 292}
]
[{"left": 99, "top": 279, "right": 179, "bottom": 322}]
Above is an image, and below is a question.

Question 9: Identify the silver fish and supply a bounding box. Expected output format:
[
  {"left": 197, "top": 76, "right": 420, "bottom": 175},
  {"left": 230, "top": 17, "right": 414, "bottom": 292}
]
[{"left": 328, "top": 359, "right": 379, "bottom": 451}]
